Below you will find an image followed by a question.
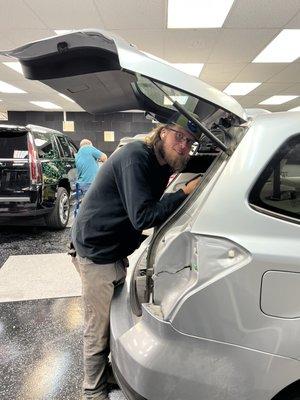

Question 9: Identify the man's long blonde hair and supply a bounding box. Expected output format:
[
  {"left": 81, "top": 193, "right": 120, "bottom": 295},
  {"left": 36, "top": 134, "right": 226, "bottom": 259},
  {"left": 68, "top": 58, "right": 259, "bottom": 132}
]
[{"left": 144, "top": 123, "right": 168, "bottom": 147}]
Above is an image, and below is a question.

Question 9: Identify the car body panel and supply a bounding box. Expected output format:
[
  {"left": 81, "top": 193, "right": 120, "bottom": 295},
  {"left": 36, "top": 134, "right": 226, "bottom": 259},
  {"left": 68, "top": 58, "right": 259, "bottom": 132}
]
[
  {"left": 110, "top": 111, "right": 300, "bottom": 399},
  {"left": 111, "top": 285, "right": 300, "bottom": 400}
]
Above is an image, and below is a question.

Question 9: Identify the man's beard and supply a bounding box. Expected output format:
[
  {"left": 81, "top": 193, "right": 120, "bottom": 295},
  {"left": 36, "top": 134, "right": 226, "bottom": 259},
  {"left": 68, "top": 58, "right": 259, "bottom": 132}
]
[{"left": 157, "top": 141, "right": 189, "bottom": 172}]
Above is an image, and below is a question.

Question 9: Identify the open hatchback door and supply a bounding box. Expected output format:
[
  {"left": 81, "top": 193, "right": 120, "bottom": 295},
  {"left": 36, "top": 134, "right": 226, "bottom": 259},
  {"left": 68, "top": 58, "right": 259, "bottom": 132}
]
[{"left": 0, "top": 29, "right": 247, "bottom": 144}]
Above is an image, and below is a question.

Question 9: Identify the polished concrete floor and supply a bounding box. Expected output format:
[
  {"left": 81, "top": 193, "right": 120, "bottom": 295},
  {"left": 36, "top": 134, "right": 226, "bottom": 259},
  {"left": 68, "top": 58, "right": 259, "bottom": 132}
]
[{"left": 0, "top": 223, "right": 126, "bottom": 400}]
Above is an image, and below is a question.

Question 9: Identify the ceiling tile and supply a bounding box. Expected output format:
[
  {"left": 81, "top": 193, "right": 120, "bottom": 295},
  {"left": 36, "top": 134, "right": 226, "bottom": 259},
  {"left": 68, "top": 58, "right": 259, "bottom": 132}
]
[
  {"left": 234, "top": 63, "right": 288, "bottom": 81},
  {"left": 236, "top": 96, "right": 264, "bottom": 107},
  {"left": 25, "top": 0, "right": 104, "bottom": 29},
  {"left": 208, "top": 29, "right": 280, "bottom": 63},
  {"left": 94, "top": 0, "right": 165, "bottom": 30},
  {"left": 267, "top": 63, "right": 300, "bottom": 83},
  {"left": 114, "top": 30, "right": 166, "bottom": 58},
  {"left": 248, "top": 82, "right": 293, "bottom": 96},
  {"left": 201, "top": 82, "right": 227, "bottom": 91},
  {"left": 285, "top": 9, "right": 300, "bottom": 27},
  {"left": 6, "top": 29, "right": 55, "bottom": 47},
  {"left": 224, "top": 0, "right": 300, "bottom": 28},
  {"left": 200, "top": 63, "right": 247, "bottom": 83},
  {"left": 0, "top": 63, "right": 23, "bottom": 80},
  {"left": 0, "top": 0, "right": 47, "bottom": 30},
  {"left": 230, "top": 82, "right": 299, "bottom": 108},
  {"left": 165, "top": 29, "right": 220, "bottom": 62},
  {"left": 0, "top": 34, "right": 16, "bottom": 51},
  {"left": 278, "top": 83, "right": 300, "bottom": 95}
]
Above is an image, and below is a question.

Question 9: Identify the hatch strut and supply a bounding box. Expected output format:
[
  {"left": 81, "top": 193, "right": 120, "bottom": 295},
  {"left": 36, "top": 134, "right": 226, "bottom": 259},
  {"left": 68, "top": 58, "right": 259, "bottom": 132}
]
[{"left": 150, "top": 79, "right": 232, "bottom": 155}]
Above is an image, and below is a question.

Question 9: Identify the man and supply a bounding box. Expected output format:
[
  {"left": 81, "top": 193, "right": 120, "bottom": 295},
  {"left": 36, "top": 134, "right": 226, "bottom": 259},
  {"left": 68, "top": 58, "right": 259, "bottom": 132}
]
[
  {"left": 75, "top": 138, "right": 107, "bottom": 193},
  {"left": 71, "top": 117, "right": 201, "bottom": 400}
]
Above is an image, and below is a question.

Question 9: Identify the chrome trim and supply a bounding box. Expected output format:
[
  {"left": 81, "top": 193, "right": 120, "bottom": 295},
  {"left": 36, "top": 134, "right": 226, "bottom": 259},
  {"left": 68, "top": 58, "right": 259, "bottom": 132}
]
[{"left": 0, "top": 197, "right": 30, "bottom": 202}]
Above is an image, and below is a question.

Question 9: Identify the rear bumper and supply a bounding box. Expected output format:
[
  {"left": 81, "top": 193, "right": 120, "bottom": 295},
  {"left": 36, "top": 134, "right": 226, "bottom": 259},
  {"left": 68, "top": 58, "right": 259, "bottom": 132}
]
[
  {"left": 0, "top": 201, "right": 51, "bottom": 218},
  {"left": 111, "top": 357, "right": 147, "bottom": 400},
  {"left": 110, "top": 276, "right": 300, "bottom": 400}
]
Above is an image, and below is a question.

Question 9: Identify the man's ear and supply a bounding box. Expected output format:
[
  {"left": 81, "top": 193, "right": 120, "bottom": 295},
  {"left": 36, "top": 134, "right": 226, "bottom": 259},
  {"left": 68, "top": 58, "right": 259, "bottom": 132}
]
[{"left": 161, "top": 128, "right": 166, "bottom": 139}]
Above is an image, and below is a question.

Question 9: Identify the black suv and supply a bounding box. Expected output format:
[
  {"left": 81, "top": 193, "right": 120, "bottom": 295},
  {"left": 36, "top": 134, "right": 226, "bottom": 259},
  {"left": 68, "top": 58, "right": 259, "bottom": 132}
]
[{"left": 0, "top": 124, "right": 77, "bottom": 229}]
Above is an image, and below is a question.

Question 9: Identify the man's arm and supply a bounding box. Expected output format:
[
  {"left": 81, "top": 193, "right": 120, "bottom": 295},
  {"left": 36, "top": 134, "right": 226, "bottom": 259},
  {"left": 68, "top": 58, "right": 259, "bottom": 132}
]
[
  {"left": 116, "top": 161, "right": 199, "bottom": 231},
  {"left": 91, "top": 146, "right": 107, "bottom": 163}
]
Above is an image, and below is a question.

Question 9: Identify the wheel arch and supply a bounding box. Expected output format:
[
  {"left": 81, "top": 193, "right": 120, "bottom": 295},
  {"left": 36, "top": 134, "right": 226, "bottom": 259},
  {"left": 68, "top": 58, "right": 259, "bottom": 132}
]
[
  {"left": 58, "top": 178, "right": 71, "bottom": 194},
  {"left": 272, "top": 379, "right": 300, "bottom": 400}
]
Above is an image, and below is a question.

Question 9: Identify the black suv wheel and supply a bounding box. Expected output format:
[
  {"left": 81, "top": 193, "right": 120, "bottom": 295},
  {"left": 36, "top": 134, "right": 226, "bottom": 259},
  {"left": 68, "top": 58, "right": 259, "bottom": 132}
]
[{"left": 45, "top": 187, "right": 70, "bottom": 229}]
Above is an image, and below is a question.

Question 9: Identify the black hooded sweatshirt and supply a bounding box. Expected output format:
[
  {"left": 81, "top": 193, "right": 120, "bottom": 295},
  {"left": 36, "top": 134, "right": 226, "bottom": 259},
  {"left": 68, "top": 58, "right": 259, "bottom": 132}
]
[{"left": 72, "top": 140, "right": 187, "bottom": 264}]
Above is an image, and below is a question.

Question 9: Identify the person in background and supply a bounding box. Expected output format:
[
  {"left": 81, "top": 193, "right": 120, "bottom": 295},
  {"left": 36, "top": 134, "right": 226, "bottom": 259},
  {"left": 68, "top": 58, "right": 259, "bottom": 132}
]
[
  {"left": 71, "top": 116, "right": 201, "bottom": 400},
  {"left": 75, "top": 139, "right": 107, "bottom": 194},
  {"left": 74, "top": 139, "right": 107, "bottom": 216}
]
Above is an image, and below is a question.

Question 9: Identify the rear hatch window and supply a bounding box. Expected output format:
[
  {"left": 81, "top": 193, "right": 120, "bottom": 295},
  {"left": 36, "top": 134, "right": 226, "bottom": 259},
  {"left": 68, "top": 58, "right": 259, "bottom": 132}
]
[
  {"left": 0, "top": 129, "right": 28, "bottom": 158},
  {"left": 0, "top": 128, "right": 30, "bottom": 194}
]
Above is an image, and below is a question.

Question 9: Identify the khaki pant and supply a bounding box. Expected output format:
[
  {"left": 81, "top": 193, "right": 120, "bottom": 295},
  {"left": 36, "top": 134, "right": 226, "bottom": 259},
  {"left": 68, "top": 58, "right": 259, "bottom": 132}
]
[{"left": 72, "top": 255, "right": 127, "bottom": 395}]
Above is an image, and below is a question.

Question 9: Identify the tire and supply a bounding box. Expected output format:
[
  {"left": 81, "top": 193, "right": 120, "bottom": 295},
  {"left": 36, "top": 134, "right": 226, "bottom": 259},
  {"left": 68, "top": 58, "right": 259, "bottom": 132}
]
[{"left": 45, "top": 187, "right": 70, "bottom": 229}]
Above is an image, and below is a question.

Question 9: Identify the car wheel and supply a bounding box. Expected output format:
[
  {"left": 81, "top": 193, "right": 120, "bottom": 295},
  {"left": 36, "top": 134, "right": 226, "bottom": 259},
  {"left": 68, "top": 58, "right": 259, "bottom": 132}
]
[{"left": 45, "top": 187, "right": 70, "bottom": 229}]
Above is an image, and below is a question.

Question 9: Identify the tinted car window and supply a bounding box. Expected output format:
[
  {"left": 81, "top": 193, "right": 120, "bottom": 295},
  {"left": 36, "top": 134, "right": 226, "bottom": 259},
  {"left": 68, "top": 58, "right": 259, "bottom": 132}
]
[
  {"left": 32, "top": 131, "right": 58, "bottom": 159},
  {"left": 56, "top": 136, "right": 72, "bottom": 157},
  {"left": 0, "top": 131, "right": 28, "bottom": 158},
  {"left": 250, "top": 135, "right": 300, "bottom": 222},
  {"left": 67, "top": 140, "right": 77, "bottom": 157}
]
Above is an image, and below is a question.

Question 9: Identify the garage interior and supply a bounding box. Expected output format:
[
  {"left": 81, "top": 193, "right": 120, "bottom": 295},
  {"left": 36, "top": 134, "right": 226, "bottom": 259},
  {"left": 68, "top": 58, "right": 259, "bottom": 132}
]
[{"left": 1, "top": 1, "right": 300, "bottom": 399}]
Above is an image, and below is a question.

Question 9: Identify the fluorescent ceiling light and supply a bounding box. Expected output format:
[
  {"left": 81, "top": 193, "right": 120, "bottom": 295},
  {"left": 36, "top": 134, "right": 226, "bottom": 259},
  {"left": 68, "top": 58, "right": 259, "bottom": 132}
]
[
  {"left": 121, "top": 110, "right": 144, "bottom": 113},
  {"left": 59, "top": 93, "right": 75, "bottom": 103},
  {"left": 223, "top": 82, "right": 261, "bottom": 96},
  {"left": 3, "top": 62, "right": 23, "bottom": 74},
  {"left": 259, "top": 95, "right": 298, "bottom": 105},
  {"left": 54, "top": 30, "right": 72, "bottom": 35},
  {"left": 164, "top": 95, "right": 188, "bottom": 105},
  {"left": 171, "top": 63, "right": 203, "bottom": 77},
  {"left": 288, "top": 106, "right": 300, "bottom": 112},
  {"left": 30, "top": 101, "right": 62, "bottom": 110},
  {"left": 253, "top": 29, "right": 300, "bottom": 63},
  {"left": 0, "top": 80, "right": 26, "bottom": 93},
  {"left": 167, "top": 0, "right": 234, "bottom": 28}
]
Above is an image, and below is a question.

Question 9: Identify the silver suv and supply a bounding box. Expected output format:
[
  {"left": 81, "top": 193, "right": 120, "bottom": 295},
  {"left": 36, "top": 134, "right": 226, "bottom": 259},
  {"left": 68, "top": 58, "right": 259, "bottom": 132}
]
[{"left": 3, "top": 30, "right": 299, "bottom": 400}]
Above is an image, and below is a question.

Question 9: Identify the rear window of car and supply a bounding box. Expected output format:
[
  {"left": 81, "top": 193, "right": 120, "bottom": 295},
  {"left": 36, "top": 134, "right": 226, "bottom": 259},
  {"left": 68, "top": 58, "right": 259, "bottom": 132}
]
[
  {"left": 32, "top": 131, "right": 59, "bottom": 159},
  {"left": 56, "top": 136, "right": 72, "bottom": 157},
  {"left": 0, "top": 131, "right": 28, "bottom": 158},
  {"left": 68, "top": 140, "right": 78, "bottom": 157},
  {"left": 249, "top": 134, "right": 300, "bottom": 223}
]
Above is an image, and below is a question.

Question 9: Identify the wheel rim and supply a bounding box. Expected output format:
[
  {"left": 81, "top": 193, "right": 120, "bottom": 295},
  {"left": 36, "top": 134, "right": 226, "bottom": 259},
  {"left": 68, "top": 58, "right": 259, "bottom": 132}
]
[{"left": 59, "top": 192, "right": 69, "bottom": 225}]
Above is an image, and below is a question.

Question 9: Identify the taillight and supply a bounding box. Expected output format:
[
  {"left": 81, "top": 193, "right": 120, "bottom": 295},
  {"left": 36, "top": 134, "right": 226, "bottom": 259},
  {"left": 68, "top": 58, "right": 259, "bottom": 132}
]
[
  {"left": 152, "top": 233, "right": 251, "bottom": 319},
  {"left": 27, "top": 134, "right": 42, "bottom": 184}
]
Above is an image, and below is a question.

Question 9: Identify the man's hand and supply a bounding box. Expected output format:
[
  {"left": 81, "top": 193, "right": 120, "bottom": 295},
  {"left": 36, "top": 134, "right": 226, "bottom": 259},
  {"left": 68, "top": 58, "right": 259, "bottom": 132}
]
[
  {"left": 99, "top": 153, "right": 108, "bottom": 163},
  {"left": 182, "top": 176, "right": 200, "bottom": 195}
]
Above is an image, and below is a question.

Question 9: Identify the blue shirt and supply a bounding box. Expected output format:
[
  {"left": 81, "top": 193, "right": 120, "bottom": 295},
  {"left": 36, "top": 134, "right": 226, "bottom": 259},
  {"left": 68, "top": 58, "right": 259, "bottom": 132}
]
[{"left": 75, "top": 145, "right": 103, "bottom": 184}]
